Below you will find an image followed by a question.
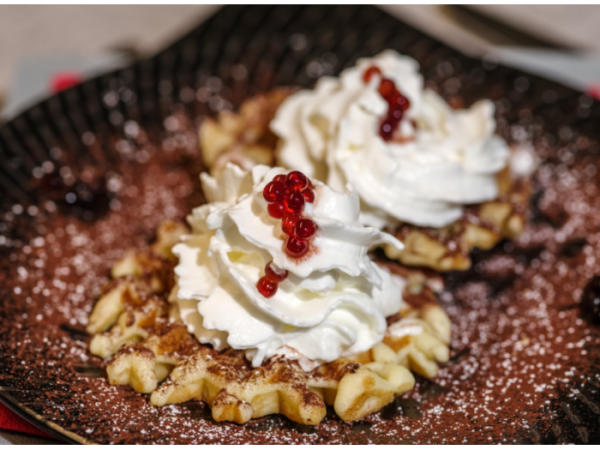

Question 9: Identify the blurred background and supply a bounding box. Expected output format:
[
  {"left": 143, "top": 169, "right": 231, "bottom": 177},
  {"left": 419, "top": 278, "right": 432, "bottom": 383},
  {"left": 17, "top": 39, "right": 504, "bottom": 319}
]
[{"left": 1, "top": 5, "right": 600, "bottom": 120}]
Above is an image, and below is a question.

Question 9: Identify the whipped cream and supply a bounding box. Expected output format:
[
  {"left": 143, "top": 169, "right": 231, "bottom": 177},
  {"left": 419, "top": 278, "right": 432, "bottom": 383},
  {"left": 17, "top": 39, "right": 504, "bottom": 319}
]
[
  {"left": 271, "top": 49, "right": 510, "bottom": 229},
  {"left": 171, "top": 163, "right": 405, "bottom": 369}
]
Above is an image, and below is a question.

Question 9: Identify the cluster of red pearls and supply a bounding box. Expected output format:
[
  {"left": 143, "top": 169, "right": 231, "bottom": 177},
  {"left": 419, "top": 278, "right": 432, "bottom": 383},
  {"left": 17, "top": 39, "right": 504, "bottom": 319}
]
[
  {"left": 257, "top": 171, "right": 318, "bottom": 298},
  {"left": 363, "top": 66, "right": 411, "bottom": 141},
  {"left": 263, "top": 170, "right": 318, "bottom": 258}
]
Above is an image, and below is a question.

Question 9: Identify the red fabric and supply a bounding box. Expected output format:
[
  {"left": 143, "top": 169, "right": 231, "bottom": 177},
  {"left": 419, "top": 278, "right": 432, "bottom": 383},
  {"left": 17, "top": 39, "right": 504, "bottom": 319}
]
[
  {"left": 587, "top": 84, "right": 600, "bottom": 100},
  {"left": 50, "top": 71, "right": 82, "bottom": 93},
  {"left": 0, "top": 402, "right": 55, "bottom": 439}
]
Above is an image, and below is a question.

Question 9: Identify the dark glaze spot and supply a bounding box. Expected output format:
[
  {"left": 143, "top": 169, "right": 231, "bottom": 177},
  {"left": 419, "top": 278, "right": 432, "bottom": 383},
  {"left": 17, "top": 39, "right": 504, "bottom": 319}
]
[
  {"left": 69, "top": 181, "right": 111, "bottom": 221},
  {"left": 445, "top": 247, "right": 525, "bottom": 298},
  {"left": 559, "top": 238, "right": 588, "bottom": 258},
  {"left": 529, "top": 187, "right": 568, "bottom": 228},
  {"left": 290, "top": 423, "right": 318, "bottom": 435},
  {"left": 381, "top": 397, "right": 422, "bottom": 420},
  {"left": 580, "top": 276, "right": 600, "bottom": 325},
  {"left": 480, "top": 270, "right": 519, "bottom": 297},
  {"left": 450, "top": 347, "right": 471, "bottom": 363},
  {"left": 72, "top": 364, "right": 105, "bottom": 378},
  {"left": 59, "top": 323, "right": 90, "bottom": 341},
  {"left": 184, "top": 401, "right": 215, "bottom": 421},
  {"left": 346, "top": 420, "right": 372, "bottom": 433},
  {"left": 250, "top": 415, "right": 287, "bottom": 432},
  {"left": 418, "top": 377, "right": 450, "bottom": 400},
  {"left": 36, "top": 171, "right": 111, "bottom": 222},
  {"left": 516, "top": 245, "right": 545, "bottom": 265}
]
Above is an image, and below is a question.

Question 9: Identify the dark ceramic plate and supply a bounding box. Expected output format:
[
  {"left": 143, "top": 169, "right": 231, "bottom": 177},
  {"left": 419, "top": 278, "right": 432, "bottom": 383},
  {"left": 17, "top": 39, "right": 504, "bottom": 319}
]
[{"left": 1, "top": 5, "right": 600, "bottom": 444}]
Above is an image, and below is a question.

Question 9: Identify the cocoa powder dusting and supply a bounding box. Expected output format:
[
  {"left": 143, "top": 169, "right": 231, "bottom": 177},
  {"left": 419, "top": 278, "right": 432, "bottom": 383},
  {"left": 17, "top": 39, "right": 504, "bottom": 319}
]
[{"left": 1, "top": 122, "right": 600, "bottom": 443}]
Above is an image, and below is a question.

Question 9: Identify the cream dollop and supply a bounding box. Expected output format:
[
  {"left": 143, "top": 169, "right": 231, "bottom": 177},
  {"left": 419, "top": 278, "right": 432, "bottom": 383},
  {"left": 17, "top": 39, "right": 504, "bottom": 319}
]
[
  {"left": 171, "top": 163, "right": 405, "bottom": 369},
  {"left": 272, "top": 49, "right": 510, "bottom": 229}
]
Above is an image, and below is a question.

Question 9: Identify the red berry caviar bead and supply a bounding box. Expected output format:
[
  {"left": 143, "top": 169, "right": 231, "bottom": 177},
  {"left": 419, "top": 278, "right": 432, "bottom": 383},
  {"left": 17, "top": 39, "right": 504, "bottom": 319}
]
[
  {"left": 285, "top": 171, "right": 309, "bottom": 191},
  {"left": 366, "top": 73, "right": 411, "bottom": 142},
  {"left": 268, "top": 202, "right": 285, "bottom": 219},
  {"left": 294, "top": 219, "right": 317, "bottom": 239},
  {"left": 263, "top": 181, "right": 287, "bottom": 203},
  {"left": 273, "top": 174, "right": 286, "bottom": 183},
  {"left": 378, "top": 78, "right": 396, "bottom": 99},
  {"left": 302, "top": 189, "right": 315, "bottom": 203},
  {"left": 257, "top": 276, "right": 278, "bottom": 298},
  {"left": 391, "top": 107, "right": 403, "bottom": 120},
  {"left": 363, "top": 65, "right": 382, "bottom": 83},
  {"left": 286, "top": 237, "right": 309, "bottom": 258},
  {"left": 380, "top": 118, "right": 395, "bottom": 141},
  {"left": 282, "top": 213, "right": 301, "bottom": 236},
  {"left": 306, "top": 179, "right": 314, "bottom": 190},
  {"left": 265, "top": 261, "right": 288, "bottom": 282},
  {"left": 283, "top": 191, "right": 305, "bottom": 213},
  {"left": 394, "top": 93, "right": 410, "bottom": 111}
]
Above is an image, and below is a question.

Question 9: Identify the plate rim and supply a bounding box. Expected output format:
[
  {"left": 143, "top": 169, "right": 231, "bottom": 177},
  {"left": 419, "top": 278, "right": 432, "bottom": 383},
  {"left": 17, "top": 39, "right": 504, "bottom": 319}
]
[{"left": 0, "top": 392, "right": 91, "bottom": 444}]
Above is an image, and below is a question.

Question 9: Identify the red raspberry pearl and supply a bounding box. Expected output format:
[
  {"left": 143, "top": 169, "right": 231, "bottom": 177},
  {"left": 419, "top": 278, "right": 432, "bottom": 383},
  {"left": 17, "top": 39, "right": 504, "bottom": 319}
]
[
  {"left": 268, "top": 202, "right": 285, "bottom": 219},
  {"left": 380, "top": 118, "right": 395, "bottom": 141},
  {"left": 302, "top": 189, "right": 315, "bottom": 203},
  {"left": 394, "top": 93, "right": 410, "bottom": 111},
  {"left": 361, "top": 68, "right": 414, "bottom": 142},
  {"left": 273, "top": 174, "right": 286, "bottom": 183},
  {"left": 285, "top": 171, "right": 308, "bottom": 191},
  {"left": 265, "top": 261, "right": 288, "bottom": 282},
  {"left": 282, "top": 213, "right": 301, "bottom": 236},
  {"left": 263, "top": 181, "right": 287, "bottom": 203},
  {"left": 363, "top": 66, "right": 382, "bottom": 83},
  {"left": 294, "top": 219, "right": 317, "bottom": 239},
  {"left": 283, "top": 191, "right": 305, "bottom": 213},
  {"left": 391, "top": 106, "right": 403, "bottom": 120},
  {"left": 378, "top": 78, "right": 395, "bottom": 99},
  {"left": 257, "top": 276, "right": 278, "bottom": 298},
  {"left": 286, "top": 237, "right": 309, "bottom": 258}
]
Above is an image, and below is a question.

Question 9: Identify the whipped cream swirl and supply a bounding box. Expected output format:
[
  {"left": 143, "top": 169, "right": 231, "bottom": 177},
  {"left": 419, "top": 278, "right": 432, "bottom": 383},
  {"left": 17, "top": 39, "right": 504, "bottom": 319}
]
[
  {"left": 171, "top": 163, "right": 405, "bottom": 369},
  {"left": 272, "top": 49, "right": 510, "bottom": 229}
]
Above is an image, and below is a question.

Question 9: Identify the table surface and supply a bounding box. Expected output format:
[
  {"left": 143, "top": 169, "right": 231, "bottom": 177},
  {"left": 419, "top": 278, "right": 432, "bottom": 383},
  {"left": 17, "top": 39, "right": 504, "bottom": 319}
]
[
  {"left": 0, "top": 429, "right": 56, "bottom": 445},
  {"left": 1, "top": 5, "right": 599, "bottom": 96}
]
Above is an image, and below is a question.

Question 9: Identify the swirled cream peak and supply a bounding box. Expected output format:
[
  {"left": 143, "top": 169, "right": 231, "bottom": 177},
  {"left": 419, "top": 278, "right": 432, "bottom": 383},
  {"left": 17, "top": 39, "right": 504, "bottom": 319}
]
[
  {"left": 271, "top": 49, "right": 510, "bottom": 229},
  {"left": 171, "top": 163, "right": 405, "bottom": 369}
]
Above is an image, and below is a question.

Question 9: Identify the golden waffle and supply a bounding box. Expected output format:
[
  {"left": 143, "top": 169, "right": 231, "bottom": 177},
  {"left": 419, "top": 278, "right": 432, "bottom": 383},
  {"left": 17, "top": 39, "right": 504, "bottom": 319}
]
[
  {"left": 86, "top": 220, "right": 187, "bottom": 335},
  {"left": 87, "top": 221, "right": 452, "bottom": 425},
  {"left": 384, "top": 166, "right": 530, "bottom": 271},
  {"left": 353, "top": 262, "right": 451, "bottom": 379},
  {"left": 199, "top": 88, "right": 295, "bottom": 175}
]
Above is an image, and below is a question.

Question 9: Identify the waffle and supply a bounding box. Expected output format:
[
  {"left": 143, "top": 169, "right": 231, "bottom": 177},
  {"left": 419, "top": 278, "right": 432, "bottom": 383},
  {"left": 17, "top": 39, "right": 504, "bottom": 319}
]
[
  {"left": 198, "top": 90, "right": 530, "bottom": 272},
  {"left": 384, "top": 166, "right": 531, "bottom": 271},
  {"left": 199, "top": 88, "right": 295, "bottom": 176},
  {"left": 87, "top": 221, "right": 451, "bottom": 425},
  {"left": 353, "top": 262, "right": 451, "bottom": 379},
  {"left": 86, "top": 220, "right": 187, "bottom": 335}
]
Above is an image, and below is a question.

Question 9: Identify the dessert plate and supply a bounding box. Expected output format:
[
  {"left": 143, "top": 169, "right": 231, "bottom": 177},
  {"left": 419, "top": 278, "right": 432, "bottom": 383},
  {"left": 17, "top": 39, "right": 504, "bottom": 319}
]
[{"left": 1, "top": 5, "right": 600, "bottom": 444}]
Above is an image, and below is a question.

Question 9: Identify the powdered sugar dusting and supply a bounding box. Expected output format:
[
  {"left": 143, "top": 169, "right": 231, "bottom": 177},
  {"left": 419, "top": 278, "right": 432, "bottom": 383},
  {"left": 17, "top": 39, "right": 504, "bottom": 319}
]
[{"left": 1, "top": 127, "right": 600, "bottom": 443}]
